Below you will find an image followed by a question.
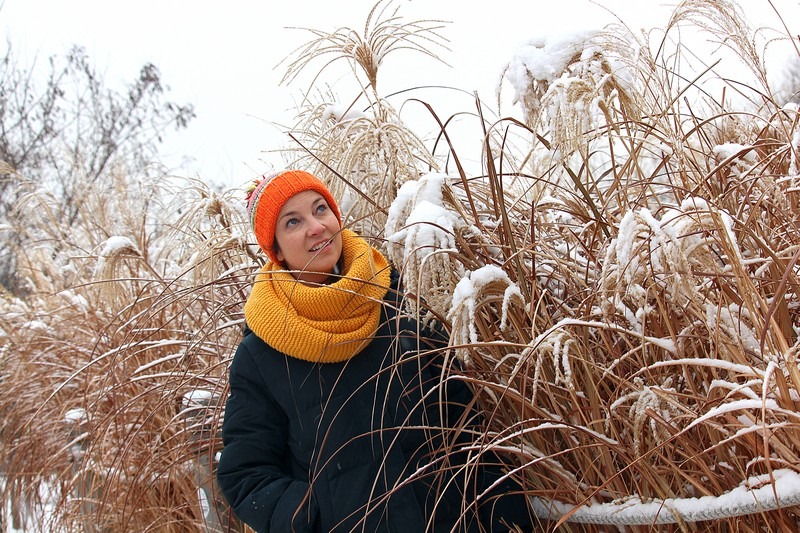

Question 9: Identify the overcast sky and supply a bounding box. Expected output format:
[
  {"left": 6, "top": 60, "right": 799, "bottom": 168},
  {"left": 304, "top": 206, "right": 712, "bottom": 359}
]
[{"left": 3, "top": 0, "right": 799, "bottom": 188}]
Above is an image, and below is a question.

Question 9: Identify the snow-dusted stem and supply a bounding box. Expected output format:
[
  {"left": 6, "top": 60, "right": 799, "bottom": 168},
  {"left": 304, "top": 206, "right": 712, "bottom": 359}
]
[{"left": 530, "top": 469, "right": 800, "bottom": 524}]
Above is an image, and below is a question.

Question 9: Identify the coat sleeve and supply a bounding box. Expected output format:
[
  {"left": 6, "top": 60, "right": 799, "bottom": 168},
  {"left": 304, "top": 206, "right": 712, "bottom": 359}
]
[{"left": 216, "top": 339, "right": 319, "bottom": 533}]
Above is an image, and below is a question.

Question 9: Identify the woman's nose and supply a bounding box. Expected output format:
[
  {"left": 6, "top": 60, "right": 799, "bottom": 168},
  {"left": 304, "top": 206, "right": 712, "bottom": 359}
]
[{"left": 307, "top": 217, "right": 325, "bottom": 235}]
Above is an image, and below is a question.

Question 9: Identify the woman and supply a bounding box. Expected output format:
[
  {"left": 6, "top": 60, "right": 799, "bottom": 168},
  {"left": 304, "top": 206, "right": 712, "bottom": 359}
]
[{"left": 217, "top": 170, "right": 534, "bottom": 532}]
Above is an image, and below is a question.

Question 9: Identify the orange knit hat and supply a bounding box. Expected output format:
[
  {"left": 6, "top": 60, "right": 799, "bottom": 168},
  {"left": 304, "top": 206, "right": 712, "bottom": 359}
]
[{"left": 245, "top": 170, "right": 341, "bottom": 264}]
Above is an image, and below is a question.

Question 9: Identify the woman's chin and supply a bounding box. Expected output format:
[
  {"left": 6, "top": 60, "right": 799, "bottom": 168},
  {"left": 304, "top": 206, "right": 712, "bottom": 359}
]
[{"left": 292, "top": 261, "right": 335, "bottom": 284}]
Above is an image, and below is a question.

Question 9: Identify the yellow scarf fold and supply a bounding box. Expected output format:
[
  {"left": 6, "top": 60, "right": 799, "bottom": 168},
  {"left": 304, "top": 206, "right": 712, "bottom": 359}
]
[{"left": 244, "top": 229, "right": 392, "bottom": 363}]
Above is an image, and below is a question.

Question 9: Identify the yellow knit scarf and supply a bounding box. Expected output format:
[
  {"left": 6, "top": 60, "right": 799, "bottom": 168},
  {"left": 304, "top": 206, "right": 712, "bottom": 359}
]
[{"left": 243, "top": 229, "right": 392, "bottom": 363}]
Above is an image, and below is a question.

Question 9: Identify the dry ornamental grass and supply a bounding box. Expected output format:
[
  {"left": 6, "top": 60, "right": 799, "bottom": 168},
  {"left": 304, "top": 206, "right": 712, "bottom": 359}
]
[{"left": 1, "top": 0, "right": 800, "bottom": 531}]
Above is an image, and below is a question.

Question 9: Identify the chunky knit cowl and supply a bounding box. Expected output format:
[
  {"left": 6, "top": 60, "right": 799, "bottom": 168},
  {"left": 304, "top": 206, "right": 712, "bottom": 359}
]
[{"left": 243, "top": 229, "right": 392, "bottom": 363}]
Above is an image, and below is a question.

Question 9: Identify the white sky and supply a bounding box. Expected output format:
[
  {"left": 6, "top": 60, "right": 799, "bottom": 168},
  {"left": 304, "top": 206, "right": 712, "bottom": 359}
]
[{"left": 2, "top": 0, "right": 799, "bottom": 188}]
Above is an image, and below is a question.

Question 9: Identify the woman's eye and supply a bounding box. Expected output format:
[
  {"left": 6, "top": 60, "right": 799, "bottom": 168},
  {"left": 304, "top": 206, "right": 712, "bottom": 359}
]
[
  {"left": 315, "top": 204, "right": 327, "bottom": 214},
  {"left": 286, "top": 217, "right": 299, "bottom": 227}
]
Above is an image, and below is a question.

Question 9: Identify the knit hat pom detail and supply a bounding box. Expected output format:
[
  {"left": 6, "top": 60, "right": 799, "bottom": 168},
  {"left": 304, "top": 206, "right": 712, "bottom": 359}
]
[{"left": 246, "top": 170, "right": 342, "bottom": 264}]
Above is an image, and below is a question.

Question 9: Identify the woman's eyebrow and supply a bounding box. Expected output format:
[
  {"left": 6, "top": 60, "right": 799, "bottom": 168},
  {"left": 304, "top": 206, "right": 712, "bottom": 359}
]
[{"left": 278, "top": 209, "right": 299, "bottom": 222}]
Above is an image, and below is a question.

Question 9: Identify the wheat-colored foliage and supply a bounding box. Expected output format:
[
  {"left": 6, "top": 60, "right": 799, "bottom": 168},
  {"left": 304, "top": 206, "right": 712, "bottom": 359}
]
[
  {"left": 380, "top": 1, "right": 800, "bottom": 530},
  {"left": 279, "top": 0, "right": 449, "bottom": 93},
  {"left": 0, "top": 171, "right": 254, "bottom": 530},
  {"left": 3, "top": 0, "right": 800, "bottom": 531},
  {"left": 285, "top": 95, "right": 439, "bottom": 240},
  {"left": 276, "top": 0, "right": 446, "bottom": 241}
]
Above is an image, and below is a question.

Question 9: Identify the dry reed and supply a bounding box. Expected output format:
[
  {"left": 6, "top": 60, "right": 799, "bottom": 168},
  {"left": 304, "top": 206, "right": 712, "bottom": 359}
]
[
  {"left": 0, "top": 171, "right": 253, "bottom": 530},
  {"left": 2, "top": 0, "right": 800, "bottom": 531}
]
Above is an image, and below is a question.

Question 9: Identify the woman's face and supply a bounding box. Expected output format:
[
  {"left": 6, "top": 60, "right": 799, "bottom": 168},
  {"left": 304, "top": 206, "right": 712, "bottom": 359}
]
[{"left": 274, "top": 190, "right": 342, "bottom": 285}]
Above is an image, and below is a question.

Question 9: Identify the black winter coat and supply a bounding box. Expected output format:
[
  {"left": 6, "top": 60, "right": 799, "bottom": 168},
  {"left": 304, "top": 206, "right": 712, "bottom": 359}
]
[{"left": 217, "top": 275, "right": 534, "bottom": 532}]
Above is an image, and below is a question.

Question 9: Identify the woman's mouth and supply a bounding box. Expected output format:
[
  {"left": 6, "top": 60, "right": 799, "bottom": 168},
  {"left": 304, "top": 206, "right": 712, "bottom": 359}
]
[{"left": 309, "top": 240, "right": 330, "bottom": 253}]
